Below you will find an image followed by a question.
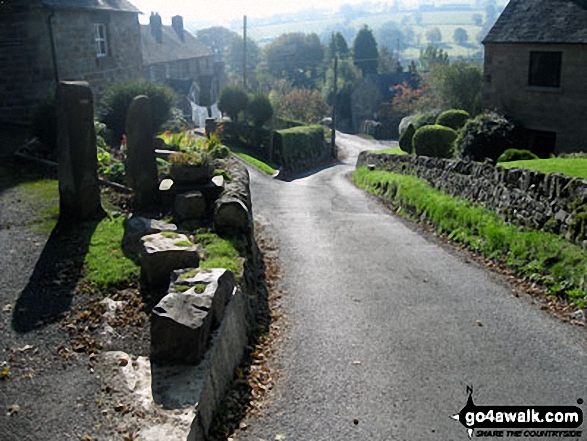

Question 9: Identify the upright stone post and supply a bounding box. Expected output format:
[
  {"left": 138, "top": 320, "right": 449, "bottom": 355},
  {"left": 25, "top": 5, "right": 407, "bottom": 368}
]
[
  {"left": 125, "top": 95, "right": 158, "bottom": 210},
  {"left": 56, "top": 81, "right": 104, "bottom": 222}
]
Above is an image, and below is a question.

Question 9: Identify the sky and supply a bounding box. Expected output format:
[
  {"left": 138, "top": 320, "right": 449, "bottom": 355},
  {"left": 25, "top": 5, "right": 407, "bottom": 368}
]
[{"left": 132, "top": 0, "right": 428, "bottom": 27}]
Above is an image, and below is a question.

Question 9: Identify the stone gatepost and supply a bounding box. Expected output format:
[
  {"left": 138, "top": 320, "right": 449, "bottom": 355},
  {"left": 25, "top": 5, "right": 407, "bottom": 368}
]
[
  {"left": 56, "top": 81, "right": 104, "bottom": 222},
  {"left": 125, "top": 95, "right": 158, "bottom": 210}
]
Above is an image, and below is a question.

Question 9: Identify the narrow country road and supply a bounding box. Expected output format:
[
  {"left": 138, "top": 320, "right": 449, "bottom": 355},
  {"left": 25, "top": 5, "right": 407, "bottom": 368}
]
[{"left": 237, "top": 133, "right": 587, "bottom": 441}]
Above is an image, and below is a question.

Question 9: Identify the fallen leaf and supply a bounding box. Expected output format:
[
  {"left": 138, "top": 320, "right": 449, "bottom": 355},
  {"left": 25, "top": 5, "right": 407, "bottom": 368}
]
[
  {"left": 118, "top": 358, "right": 129, "bottom": 367},
  {"left": 0, "top": 366, "right": 10, "bottom": 379},
  {"left": 80, "top": 435, "right": 92, "bottom": 441},
  {"left": 352, "top": 360, "right": 362, "bottom": 365},
  {"left": 3, "top": 304, "right": 12, "bottom": 313},
  {"left": 475, "top": 321, "right": 483, "bottom": 327},
  {"left": 17, "top": 345, "right": 35, "bottom": 353}
]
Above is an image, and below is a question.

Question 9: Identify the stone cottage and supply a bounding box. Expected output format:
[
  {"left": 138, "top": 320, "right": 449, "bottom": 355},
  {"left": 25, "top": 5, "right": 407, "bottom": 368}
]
[
  {"left": 483, "top": 0, "right": 587, "bottom": 156},
  {"left": 0, "top": 0, "right": 143, "bottom": 124},
  {"left": 141, "top": 13, "right": 224, "bottom": 121}
]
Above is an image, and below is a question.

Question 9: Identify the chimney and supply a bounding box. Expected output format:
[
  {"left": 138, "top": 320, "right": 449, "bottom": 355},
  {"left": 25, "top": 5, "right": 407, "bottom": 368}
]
[
  {"left": 150, "top": 12, "right": 163, "bottom": 44},
  {"left": 172, "top": 15, "right": 184, "bottom": 42}
]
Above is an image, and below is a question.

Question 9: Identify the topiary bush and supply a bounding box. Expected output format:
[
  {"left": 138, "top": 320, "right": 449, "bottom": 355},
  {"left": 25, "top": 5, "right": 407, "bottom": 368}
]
[
  {"left": 456, "top": 111, "right": 515, "bottom": 162},
  {"left": 218, "top": 85, "right": 249, "bottom": 123},
  {"left": 413, "top": 124, "right": 457, "bottom": 158},
  {"left": 399, "top": 123, "right": 416, "bottom": 153},
  {"left": 497, "top": 148, "right": 539, "bottom": 163},
  {"left": 30, "top": 94, "right": 57, "bottom": 151},
  {"left": 98, "top": 81, "right": 176, "bottom": 145},
  {"left": 436, "top": 109, "right": 470, "bottom": 131},
  {"left": 248, "top": 93, "right": 273, "bottom": 128},
  {"left": 275, "top": 125, "right": 325, "bottom": 169},
  {"left": 411, "top": 109, "right": 445, "bottom": 129}
]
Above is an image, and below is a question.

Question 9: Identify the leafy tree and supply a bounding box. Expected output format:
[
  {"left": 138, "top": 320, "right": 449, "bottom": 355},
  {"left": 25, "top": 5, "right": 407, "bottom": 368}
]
[
  {"left": 453, "top": 28, "right": 469, "bottom": 46},
  {"left": 197, "top": 26, "right": 239, "bottom": 60},
  {"left": 472, "top": 13, "right": 483, "bottom": 26},
  {"left": 419, "top": 45, "right": 449, "bottom": 71},
  {"left": 261, "top": 33, "right": 325, "bottom": 89},
  {"left": 227, "top": 36, "right": 260, "bottom": 81},
  {"left": 322, "top": 59, "right": 362, "bottom": 123},
  {"left": 352, "top": 25, "right": 378, "bottom": 76},
  {"left": 378, "top": 46, "right": 403, "bottom": 74},
  {"left": 248, "top": 93, "right": 273, "bottom": 128},
  {"left": 377, "top": 21, "right": 413, "bottom": 52},
  {"left": 218, "top": 85, "right": 249, "bottom": 122},
  {"left": 392, "top": 82, "right": 426, "bottom": 115},
  {"left": 425, "top": 27, "right": 442, "bottom": 44},
  {"left": 328, "top": 32, "right": 350, "bottom": 59},
  {"left": 427, "top": 61, "right": 483, "bottom": 115},
  {"left": 274, "top": 88, "right": 328, "bottom": 123}
]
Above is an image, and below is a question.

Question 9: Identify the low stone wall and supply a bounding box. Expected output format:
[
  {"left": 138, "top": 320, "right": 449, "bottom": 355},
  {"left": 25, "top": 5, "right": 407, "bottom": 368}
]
[{"left": 357, "top": 152, "right": 587, "bottom": 246}]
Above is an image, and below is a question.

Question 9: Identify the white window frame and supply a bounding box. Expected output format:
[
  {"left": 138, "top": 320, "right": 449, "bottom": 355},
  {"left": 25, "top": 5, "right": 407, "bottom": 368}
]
[{"left": 94, "top": 23, "right": 108, "bottom": 58}]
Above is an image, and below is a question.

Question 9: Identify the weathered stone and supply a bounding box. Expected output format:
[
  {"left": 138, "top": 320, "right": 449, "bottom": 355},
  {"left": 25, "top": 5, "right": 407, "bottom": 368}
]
[
  {"left": 170, "top": 163, "right": 214, "bottom": 184},
  {"left": 175, "top": 191, "right": 207, "bottom": 221},
  {"left": 122, "top": 216, "right": 177, "bottom": 256},
  {"left": 56, "top": 81, "right": 104, "bottom": 222},
  {"left": 140, "top": 233, "right": 200, "bottom": 290},
  {"left": 171, "top": 268, "right": 235, "bottom": 326},
  {"left": 214, "top": 162, "right": 252, "bottom": 233},
  {"left": 126, "top": 95, "right": 158, "bottom": 210},
  {"left": 150, "top": 291, "right": 213, "bottom": 366}
]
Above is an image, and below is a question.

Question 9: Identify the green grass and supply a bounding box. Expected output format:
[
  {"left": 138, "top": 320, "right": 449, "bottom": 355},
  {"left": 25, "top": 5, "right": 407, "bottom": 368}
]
[
  {"left": 371, "top": 146, "right": 407, "bottom": 155},
  {"left": 84, "top": 216, "right": 139, "bottom": 289},
  {"left": 500, "top": 158, "right": 587, "bottom": 180},
  {"left": 231, "top": 146, "right": 278, "bottom": 175},
  {"left": 353, "top": 167, "right": 587, "bottom": 308},
  {"left": 196, "top": 231, "right": 245, "bottom": 277}
]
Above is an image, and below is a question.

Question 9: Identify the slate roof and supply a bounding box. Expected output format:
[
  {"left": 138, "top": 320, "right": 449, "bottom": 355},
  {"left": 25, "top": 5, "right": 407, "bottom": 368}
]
[
  {"left": 141, "top": 25, "right": 211, "bottom": 65},
  {"left": 42, "top": 0, "right": 141, "bottom": 13},
  {"left": 483, "top": 0, "right": 587, "bottom": 44}
]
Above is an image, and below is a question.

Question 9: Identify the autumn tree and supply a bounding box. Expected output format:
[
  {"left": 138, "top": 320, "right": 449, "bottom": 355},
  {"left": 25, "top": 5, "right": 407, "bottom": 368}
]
[{"left": 352, "top": 25, "right": 378, "bottom": 76}]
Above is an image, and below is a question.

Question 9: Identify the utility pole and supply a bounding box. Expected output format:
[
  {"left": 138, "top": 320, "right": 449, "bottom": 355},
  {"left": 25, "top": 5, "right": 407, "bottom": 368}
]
[
  {"left": 243, "top": 15, "right": 247, "bottom": 91},
  {"left": 331, "top": 55, "right": 338, "bottom": 159}
]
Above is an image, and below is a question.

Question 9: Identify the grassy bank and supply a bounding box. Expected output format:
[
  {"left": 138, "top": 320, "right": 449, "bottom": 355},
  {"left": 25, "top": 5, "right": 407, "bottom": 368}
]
[
  {"left": 230, "top": 146, "right": 278, "bottom": 175},
  {"left": 500, "top": 158, "right": 587, "bottom": 180},
  {"left": 353, "top": 167, "right": 587, "bottom": 308},
  {"left": 370, "top": 146, "right": 406, "bottom": 155}
]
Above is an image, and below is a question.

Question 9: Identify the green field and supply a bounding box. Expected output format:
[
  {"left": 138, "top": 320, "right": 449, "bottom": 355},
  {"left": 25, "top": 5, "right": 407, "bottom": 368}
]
[{"left": 501, "top": 158, "right": 587, "bottom": 180}]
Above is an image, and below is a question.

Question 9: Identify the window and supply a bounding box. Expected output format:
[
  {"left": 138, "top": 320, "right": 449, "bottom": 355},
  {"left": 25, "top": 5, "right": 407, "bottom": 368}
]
[
  {"left": 528, "top": 51, "right": 562, "bottom": 87},
  {"left": 94, "top": 23, "right": 108, "bottom": 57},
  {"left": 527, "top": 129, "right": 557, "bottom": 158}
]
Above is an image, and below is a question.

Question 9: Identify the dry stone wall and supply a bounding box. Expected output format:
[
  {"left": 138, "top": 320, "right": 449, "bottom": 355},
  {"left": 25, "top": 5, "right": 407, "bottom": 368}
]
[{"left": 357, "top": 152, "right": 587, "bottom": 246}]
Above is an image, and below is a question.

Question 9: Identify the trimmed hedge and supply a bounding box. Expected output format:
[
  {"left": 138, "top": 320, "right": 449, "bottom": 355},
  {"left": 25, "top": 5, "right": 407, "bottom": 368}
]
[
  {"left": 498, "top": 148, "right": 539, "bottom": 163},
  {"left": 436, "top": 109, "right": 470, "bottom": 131},
  {"left": 399, "top": 123, "right": 416, "bottom": 154},
  {"left": 275, "top": 125, "right": 325, "bottom": 169},
  {"left": 413, "top": 124, "right": 457, "bottom": 158},
  {"left": 456, "top": 111, "right": 515, "bottom": 163},
  {"left": 411, "top": 109, "right": 444, "bottom": 129}
]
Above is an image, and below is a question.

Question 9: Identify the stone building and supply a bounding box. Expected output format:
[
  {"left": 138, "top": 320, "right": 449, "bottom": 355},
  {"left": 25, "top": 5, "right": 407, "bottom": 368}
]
[
  {"left": 483, "top": 0, "right": 587, "bottom": 156},
  {"left": 141, "top": 13, "right": 224, "bottom": 117},
  {"left": 0, "top": 0, "right": 143, "bottom": 124}
]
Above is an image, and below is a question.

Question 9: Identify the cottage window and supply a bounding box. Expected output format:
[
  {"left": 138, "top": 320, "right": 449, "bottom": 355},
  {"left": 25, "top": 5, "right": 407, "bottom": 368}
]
[
  {"left": 528, "top": 51, "right": 562, "bottom": 87},
  {"left": 94, "top": 24, "right": 108, "bottom": 57}
]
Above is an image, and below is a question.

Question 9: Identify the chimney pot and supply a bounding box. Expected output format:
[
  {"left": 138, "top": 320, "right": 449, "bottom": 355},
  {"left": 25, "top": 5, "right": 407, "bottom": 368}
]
[{"left": 172, "top": 15, "right": 184, "bottom": 42}]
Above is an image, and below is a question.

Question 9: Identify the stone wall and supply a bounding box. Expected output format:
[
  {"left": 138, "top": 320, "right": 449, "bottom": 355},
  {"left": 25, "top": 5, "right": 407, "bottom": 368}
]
[
  {"left": 0, "top": 4, "right": 143, "bottom": 124},
  {"left": 357, "top": 152, "right": 587, "bottom": 246},
  {"left": 484, "top": 43, "right": 587, "bottom": 154}
]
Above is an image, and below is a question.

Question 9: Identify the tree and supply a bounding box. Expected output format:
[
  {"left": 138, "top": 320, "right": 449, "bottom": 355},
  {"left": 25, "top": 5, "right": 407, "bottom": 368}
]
[
  {"left": 328, "top": 32, "right": 350, "bottom": 59},
  {"left": 426, "top": 61, "right": 483, "bottom": 114},
  {"left": 248, "top": 93, "right": 273, "bottom": 128},
  {"left": 322, "top": 58, "right": 362, "bottom": 124},
  {"left": 419, "top": 45, "right": 449, "bottom": 71},
  {"left": 472, "top": 13, "right": 483, "bottom": 26},
  {"left": 377, "top": 21, "right": 413, "bottom": 53},
  {"left": 352, "top": 25, "right": 378, "bottom": 76},
  {"left": 261, "top": 33, "right": 325, "bottom": 89},
  {"left": 227, "top": 36, "right": 260, "bottom": 81},
  {"left": 197, "top": 26, "right": 239, "bottom": 60},
  {"left": 274, "top": 88, "right": 328, "bottom": 123},
  {"left": 218, "top": 85, "right": 249, "bottom": 122},
  {"left": 378, "top": 46, "right": 403, "bottom": 74},
  {"left": 425, "top": 27, "right": 442, "bottom": 44},
  {"left": 453, "top": 28, "right": 469, "bottom": 46}
]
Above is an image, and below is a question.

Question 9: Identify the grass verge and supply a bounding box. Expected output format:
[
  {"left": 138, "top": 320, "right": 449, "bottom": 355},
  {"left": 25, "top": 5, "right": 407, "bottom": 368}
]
[
  {"left": 500, "top": 158, "right": 587, "bottom": 180},
  {"left": 370, "top": 146, "right": 407, "bottom": 155},
  {"left": 353, "top": 167, "right": 587, "bottom": 308},
  {"left": 196, "top": 230, "right": 245, "bottom": 278},
  {"left": 230, "top": 146, "right": 278, "bottom": 175}
]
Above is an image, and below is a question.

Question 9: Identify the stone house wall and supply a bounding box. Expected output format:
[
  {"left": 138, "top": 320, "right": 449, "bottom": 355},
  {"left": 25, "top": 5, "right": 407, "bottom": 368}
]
[
  {"left": 357, "top": 152, "right": 587, "bottom": 246},
  {"left": 483, "top": 43, "right": 587, "bottom": 154},
  {"left": 0, "top": 4, "right": 143, "bottom": 124}
]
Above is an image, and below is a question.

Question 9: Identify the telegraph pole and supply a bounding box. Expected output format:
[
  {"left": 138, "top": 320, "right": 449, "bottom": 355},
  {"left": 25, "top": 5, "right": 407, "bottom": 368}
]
[
  {"left": 331, "top": 55, "right": 338, "bottom": 159},
  {"left": 243, "top": 15, "right": 247, "bottom": 91}
]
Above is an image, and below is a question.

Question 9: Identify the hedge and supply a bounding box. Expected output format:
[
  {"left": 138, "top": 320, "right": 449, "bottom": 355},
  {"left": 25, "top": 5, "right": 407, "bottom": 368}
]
[
  {"left": 413, "top": 124, "right": 457, "bottom": 158},
  {"left": 275, "top": 125, "right": 325, "bottom": 169}
]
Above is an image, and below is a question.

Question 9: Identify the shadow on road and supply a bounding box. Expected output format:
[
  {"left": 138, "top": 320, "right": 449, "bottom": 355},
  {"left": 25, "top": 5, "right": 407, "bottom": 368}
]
[
  {"left": 11, "top": 219, "right": 102, "bottom": 333},
  {"left": 276, "top": 159, "right": 342, "bottom": 182}
]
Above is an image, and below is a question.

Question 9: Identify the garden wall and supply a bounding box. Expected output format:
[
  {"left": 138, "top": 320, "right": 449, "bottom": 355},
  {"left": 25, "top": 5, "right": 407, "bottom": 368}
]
[{"left": 357, "top": 152, "right": 587, "bottom": 246}]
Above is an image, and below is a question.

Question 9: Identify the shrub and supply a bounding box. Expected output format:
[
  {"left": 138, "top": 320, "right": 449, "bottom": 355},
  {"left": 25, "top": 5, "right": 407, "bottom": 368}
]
[
  {"left": 218, "top": 85, "right": 249, "bottom": 122},
  {"left": 436, "top": 109, "right": 470, "bottom": 131},
  {"left": 275, "top": 125, "right": 325, "bottom": 169},
  {"left": 456, "top": 111, "right": 515, "bottom": 162},
  {"left": 399, "top": 123, "right": 416, "bottom": 154},
  {"left": 498, "top": 148, "right": 539, "bottom": 163},
  {"left": 248, "top": 93, "right": 273, "bottom": 128},
  {"left": 30, "top": 94, "right": 57, "bottom": 151},
  {"left": 411, "top": 109, "right": 445, "bottom": 129},
  {"left": 413, "top": 124, "right": 457, "bottom": 158},
  {"left": 99, "top": 81, "right": 176, "bottom": 145}
]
